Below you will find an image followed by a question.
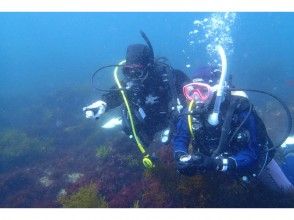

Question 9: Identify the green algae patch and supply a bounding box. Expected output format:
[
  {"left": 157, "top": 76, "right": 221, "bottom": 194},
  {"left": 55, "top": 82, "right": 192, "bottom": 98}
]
[
  {"left": 133, "top": 200, "right": 140, "bottom": 208},
  {"left": 0, "top": 129, "right": 52, "bottom": 159},
  {"left": 59, "top": 184, "right": 108, "bottom": 208},
  {"left": 125, "top": 154, "right": 140, "bottom": 169},
  {"left": 95, "top": 145, "right": 111, "bottom": 159}
]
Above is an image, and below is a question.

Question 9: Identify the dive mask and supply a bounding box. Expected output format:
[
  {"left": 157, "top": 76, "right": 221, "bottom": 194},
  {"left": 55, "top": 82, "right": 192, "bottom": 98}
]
[
  {"left": 183, "top": 82, "right": 214, "bottom": 102},
  {"left": 123, "top": 64, "right": 146, "bottom": 79}
]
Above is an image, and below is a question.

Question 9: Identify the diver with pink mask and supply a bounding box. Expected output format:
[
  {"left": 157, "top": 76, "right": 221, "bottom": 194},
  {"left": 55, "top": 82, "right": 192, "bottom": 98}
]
[
  {"left": 173, "top": 67, "right": 267, "bottom": 176},
  {"left": 172, "top": 46, "right": 293, "bottom": 193}
]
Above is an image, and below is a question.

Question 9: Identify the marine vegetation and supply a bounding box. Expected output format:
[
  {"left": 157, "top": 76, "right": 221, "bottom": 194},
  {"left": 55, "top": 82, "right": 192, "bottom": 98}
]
[
  {"left": 1, "top": 85, "right": 294, "bottom": 208},
  {"left": 133, "top": 200, "right": 140, "bottom": 208},
  {"left": 95, "top": 145, "right": 111, "bottom": 159},
  {"left": 123, "top": 154, "right": 141, "bottom": 169},
  {"left": 58, "top": 183, "right": 108, "bottom": 208},
  {"left": 0, "top": 129, "right": 53, "bottom": 170}
]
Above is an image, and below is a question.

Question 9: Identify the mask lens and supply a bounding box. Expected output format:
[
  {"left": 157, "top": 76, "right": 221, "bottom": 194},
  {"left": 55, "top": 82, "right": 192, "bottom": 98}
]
[
  {"left": 183, "top": 83, "right": 212, "bottom": 101},
  {"left": 123, "top": 64, "right": 144, "bottom": 78}
]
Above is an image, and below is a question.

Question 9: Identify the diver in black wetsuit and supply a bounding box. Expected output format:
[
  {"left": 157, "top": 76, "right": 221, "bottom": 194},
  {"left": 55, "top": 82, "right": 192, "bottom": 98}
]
[{"left": 83, "top": 32, "right": 190, "bottom": 168}]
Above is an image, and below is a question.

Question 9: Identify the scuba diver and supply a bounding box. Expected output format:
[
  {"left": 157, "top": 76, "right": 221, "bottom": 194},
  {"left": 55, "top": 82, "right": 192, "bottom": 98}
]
[
  {"left": 173, "top": 66, "right": 272, "bottom": 177},
  {"left": 172, "top": 45, "right": 294, "bottom": 192},
  {"left": 83, "top": 31, "right": 190, "bottom": 168}
]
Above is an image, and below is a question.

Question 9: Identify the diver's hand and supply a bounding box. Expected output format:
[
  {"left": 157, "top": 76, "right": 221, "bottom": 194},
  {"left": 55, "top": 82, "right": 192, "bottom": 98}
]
[
  {"left": 175, "top": 153, "right": 203, "bottom": 176},
  {"left": 82, "top": 100, "right": 107, "bottom": 119},
  {"left": 175, "top": 152, "right": 221, "bottom": 176},
  {"left": 193, "top": 152, "right": 221, "bottom": 172}
]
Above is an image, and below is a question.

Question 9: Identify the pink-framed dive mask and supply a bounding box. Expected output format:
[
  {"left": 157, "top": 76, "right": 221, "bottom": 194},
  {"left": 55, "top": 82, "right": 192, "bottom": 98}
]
[{"left": 183, "top": 82, "right": 213, "bottom": 102}]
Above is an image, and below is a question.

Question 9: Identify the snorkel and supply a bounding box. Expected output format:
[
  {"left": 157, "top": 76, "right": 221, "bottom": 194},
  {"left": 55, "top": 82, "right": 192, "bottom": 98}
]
[
  {"left": 208, "top": 45, "right": 228, "bottom": 126},
  {"left": 140, "top": 31, "right": 154, "bottom": 65}
]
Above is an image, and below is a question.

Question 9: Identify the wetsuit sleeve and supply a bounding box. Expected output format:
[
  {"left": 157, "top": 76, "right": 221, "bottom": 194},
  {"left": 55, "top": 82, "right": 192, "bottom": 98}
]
[
  {"left": 172, "top": 113, "right": 191, "bottom": 156},
  {"left": 101, "top": 86, "right": 122, "bottom": 110},
  {"left": 230, "top": 111, "right": 259, "bottom": 170}
]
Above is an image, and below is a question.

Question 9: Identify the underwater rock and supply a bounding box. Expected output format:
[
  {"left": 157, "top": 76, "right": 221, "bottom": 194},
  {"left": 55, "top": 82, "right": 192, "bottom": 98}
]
[
  {"left": 67, "top": 173, "right": 84, "bottom": 184},
  {"left": 39, "top": 176, "right": 53, "bottom": 187}
]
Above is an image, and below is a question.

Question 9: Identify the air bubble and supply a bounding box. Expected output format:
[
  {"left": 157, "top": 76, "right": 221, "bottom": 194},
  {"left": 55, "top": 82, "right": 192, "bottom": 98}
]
[{"left": 193, "top": 20, "right": 202, "bottom": 25}]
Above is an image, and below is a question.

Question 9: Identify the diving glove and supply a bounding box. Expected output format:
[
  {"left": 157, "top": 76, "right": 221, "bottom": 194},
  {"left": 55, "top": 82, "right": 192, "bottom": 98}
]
[
  {"left": 175, "top": 152, "right": 221, "bottom": 176},
  {"left": 175, "top": 152, "right": 237, "bottom": 176},
  {"left": 83, "top": 100, "right": 107, "bottom": 119},
  {"left": 175, "top": 152, "right": 203, "bottom": 176}
]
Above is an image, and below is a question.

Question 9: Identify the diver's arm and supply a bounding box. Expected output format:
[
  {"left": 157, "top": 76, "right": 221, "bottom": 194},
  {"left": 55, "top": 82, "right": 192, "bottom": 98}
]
[
  {"left": 100, "top": 86, "right": 122, "bottom": 110},
  {"left": 173, "top": 113, "right": 203, "bottom": 176},
  {"left": 172, "top": 114, "right": 191, "bottom": 157}
]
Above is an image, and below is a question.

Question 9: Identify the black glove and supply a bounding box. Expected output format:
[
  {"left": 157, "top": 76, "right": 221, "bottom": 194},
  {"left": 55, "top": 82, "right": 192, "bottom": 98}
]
[
  {"left": 193, "top": 152, "right": 222, "bottom": 172},
  {"left": 175, "top": 152, "right": 221, "bottom": 176},
  {"left": 176, "top": 153, "right": 201, "bottom": 176},
  {"left": 193, "top": 153, "right": 238, "bottom": 172}
]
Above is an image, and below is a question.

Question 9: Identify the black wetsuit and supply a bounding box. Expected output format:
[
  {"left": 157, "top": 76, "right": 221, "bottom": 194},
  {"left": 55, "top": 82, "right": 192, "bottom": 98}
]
[{"left": 101, "top": 62, "right": 190, "bottom": 146}]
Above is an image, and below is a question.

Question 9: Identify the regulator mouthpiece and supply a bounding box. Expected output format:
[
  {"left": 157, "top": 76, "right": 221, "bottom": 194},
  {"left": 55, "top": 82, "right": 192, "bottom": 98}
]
[{"left": 208, "top": 112, "right": 219, "bottom": 126}]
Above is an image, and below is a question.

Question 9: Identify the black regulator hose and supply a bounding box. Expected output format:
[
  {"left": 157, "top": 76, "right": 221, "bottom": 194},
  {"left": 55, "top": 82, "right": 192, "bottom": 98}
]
[
  {"left": 91, "top": 64, "right": 123, "bottom": 92},
  {"left": 231, "top": 88, "right": 293, "bottom": 151}
]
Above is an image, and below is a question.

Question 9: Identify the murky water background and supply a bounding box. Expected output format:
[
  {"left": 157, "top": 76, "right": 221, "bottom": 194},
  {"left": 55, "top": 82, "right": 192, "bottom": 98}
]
[{"left": 0, "top": 12, "right": 293, "bottom": 207}]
